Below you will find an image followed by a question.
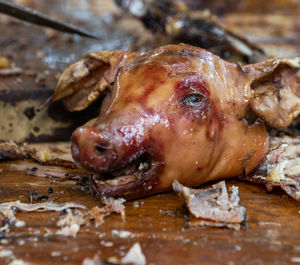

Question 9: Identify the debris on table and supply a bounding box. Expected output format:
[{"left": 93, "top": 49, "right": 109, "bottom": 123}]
[
  {"left": 25, "top": 167, "right": 87, "bottom": 182},
  {"left": 82, "top": 255, "right": 103, "bottom": 265},
  {"left": 56, "top": 209, "right": 84, "bottom": 237},
  {"left": 107, "top": 242, "right": 146, "bottom": 265},
  {"left": 0, "top": 200, "right": 86, "bottom": 212},
  {"left": 28, "top": 190, "right": 50, "bottom": 203},
  {"left": 120, "top": 243, "right": 146, "bottom": 265},
  {"left": 84, "top": 197, "right": 126, "bottom": 227},
  {"left": 56, "top": 197, "right": 126, "bottom": 237},
  {"left": 241, "top": 136, "right": 300, "bottom": 201},
  {"left": 173, "top": 180, "right": 246, "bottom": 230},
  {"left": 0, "top": 141, "right": 36, "bottom": 161},
  {"left": 0, "top": 141, "right": 76, "bottom": 168},
  {"left": 0, "top": 201, "right": 86, "bottom": 232}
]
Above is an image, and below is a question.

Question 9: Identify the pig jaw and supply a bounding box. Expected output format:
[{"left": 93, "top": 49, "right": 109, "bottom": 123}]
[{"left": 71, "top": 125, "right": 165, "bottom": 199}]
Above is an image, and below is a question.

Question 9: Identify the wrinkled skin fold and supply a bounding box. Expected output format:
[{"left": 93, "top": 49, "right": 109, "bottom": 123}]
[{"left": 52, "top": 44, "right": 300, "bottom": 199}]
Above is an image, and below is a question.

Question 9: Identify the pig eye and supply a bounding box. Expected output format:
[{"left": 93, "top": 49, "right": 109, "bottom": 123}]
[{"left": 181, "top": 93, "right": 204, "bottom": 106}]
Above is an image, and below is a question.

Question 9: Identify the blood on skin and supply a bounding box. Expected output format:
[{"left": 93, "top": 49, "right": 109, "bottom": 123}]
[
  {"left": 175, "top": 75, "right": 210, "bottom": 98},
  {"left": 175, "top": 75, "right": 210, "bottom": 122}
]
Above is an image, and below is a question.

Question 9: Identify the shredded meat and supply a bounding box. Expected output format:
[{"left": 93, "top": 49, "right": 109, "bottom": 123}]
[
  {"left": 241, "top": 136, "right": 300, "bottom": 201},
  {"left": 173, "top": 180, "right": 246, "bottom": 230},
  {"left": 55, "top": 197, "right": 126, "bottom": 236}
]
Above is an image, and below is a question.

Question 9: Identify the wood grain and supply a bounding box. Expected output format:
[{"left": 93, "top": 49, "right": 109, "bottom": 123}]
[
  {"left": 0, "top": 144, "right": 299, "bottom": 265},
  {"left": 1, "top": 1, "right": 300, "bottom": 264}
]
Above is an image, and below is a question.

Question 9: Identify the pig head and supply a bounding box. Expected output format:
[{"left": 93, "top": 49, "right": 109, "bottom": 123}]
[{"left": 52, "top": 44, "right": 300, "bottom": 199}]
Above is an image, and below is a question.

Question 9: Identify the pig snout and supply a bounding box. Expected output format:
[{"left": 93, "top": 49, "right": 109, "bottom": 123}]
[{"left": 71, "top": 126, "right": 117, "bottom": 172}]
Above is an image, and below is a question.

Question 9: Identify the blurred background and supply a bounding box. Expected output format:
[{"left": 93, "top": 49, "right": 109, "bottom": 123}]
[{"left": 0, "top": 0, "right": 299, "bottom": 143}]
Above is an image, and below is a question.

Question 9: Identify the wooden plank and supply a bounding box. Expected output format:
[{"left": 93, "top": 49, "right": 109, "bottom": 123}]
[
  {"left": 1, "top": 1, "right": 300, "bottom": 264},
  {"left": 0, "top": 143, "right": 299, "bottom": 265}
]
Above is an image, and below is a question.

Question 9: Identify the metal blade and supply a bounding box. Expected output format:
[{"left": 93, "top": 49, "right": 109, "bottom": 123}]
[{"left": 0, "top": 0, "right": 99, "bottom": 39}]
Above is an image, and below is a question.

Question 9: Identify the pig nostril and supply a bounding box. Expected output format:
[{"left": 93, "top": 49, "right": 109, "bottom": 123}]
[{"left": 95, "top": 144, "right": 109, "bottom": 154}]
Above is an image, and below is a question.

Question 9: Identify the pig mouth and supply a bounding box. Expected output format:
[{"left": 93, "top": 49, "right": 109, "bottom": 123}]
[{"left": 89, "top": 154, "right": 164, "bottom": 199}]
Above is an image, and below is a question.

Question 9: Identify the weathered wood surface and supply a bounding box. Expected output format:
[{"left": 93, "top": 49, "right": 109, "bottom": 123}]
[
  {"left": 1, "top": 1, "right": 300, "bottom": 264},
  {"left": 0, "top": 143, "right": 299, "bottom": 265}
]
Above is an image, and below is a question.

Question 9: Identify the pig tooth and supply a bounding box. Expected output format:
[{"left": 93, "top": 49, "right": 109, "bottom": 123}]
[
  {"left": 105, "top": 179, "right": 119, "bottom": 186},
  {"left": 95, "top": 179, "right": 108, "bottom": 185},
  {"left": 138, "top": 162, "right": 149, "bottom": 171}
]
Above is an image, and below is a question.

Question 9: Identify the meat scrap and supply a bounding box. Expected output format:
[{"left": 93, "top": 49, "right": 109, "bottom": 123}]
[
  {"left": 85, "top": 197, "right": 126, "bottom": 227},
  {"left": 56, "top": 197, "right": 126, "bottom": 237},
  {"left": 173, "top": 180, "right": 246, "bottom": 230},
  {"left": 0, "top": 141, "right": 76, "bottom": 168},
  {"left": 241, "top": 136, "right": 300, "bottom": 201},
  {"left": 0, "top": 141, "right": 36, "bottom": 161},
  {"left": 56, "top": 209, "right": 84, "bottom": 237}
]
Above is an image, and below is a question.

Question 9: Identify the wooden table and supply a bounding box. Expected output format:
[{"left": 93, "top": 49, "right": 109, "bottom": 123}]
[
  {"left": 0, "top": 153, "right": 299, "bottom": 265},
  {"left": 1, "top": 1, "right": 300, "bottom": 264}
]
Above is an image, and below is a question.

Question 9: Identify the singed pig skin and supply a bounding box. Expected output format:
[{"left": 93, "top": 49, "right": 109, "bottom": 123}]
[{"left": 54, "top": 44, "right": 300, "bottom": 199}]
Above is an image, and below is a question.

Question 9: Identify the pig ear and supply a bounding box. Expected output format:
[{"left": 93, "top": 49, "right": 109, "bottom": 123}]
[
  {"left": 51, "top": 51, "right": 137, "bottom": 111},
  {"left": 245, "top": 57, "right": 300, "bottom": 129}
]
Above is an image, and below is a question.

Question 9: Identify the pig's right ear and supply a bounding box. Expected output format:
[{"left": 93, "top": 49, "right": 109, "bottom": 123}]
[
  {"left": 244, "top": 57, "right": 300, "bottom": 129},
  {"left": 50, "top": 51, "right": 138, "bottom": 112}
]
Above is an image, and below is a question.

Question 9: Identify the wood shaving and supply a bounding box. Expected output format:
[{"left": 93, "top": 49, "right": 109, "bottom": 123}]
[
  {"left": 0, "top": 200, "right": 86, "bottom": 212},
  {"left": 173, "top": 180, "right": 246, "bottom": 230},
  {"left": 241, "top": 136, "right": 300, "bottom": 201}
]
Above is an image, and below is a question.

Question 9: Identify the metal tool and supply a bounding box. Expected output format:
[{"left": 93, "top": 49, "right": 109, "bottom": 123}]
[{"left": 0, "top": 0, "right": 99, "bottom": 39}]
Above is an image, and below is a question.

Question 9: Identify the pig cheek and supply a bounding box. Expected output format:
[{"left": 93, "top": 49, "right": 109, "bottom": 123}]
[{"left": 149, "top": 113, "right": 205, "bottom": 189}]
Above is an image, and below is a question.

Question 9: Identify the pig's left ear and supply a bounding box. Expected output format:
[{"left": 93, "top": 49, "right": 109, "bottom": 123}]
[
  {"left": 51, "top": 51, "right": 139, "bottom": 111},
  {"left": 245, "top": 57, "right": 300, "bottom": 129}
]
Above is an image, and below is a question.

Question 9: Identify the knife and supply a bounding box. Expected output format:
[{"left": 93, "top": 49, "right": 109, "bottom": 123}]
[{"left": 0, "top": 0, "right": 99, "bottom": 39}]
